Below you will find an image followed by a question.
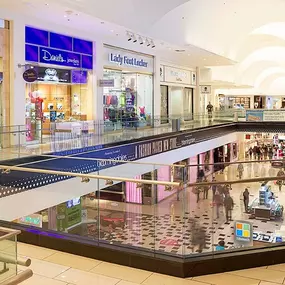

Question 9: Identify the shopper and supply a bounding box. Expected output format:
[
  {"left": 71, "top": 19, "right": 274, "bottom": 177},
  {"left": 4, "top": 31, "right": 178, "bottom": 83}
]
[
  {"left": 277, "top": 169, "right": 285, "bottom": 191},
  {"left": 213, "top": 190, "right": 223, "bottom": 219},
  {"left": 243, "top": 188, "right": 250, "bottom": 213},
  {"left": 203, "top": 178, "right": 210, "bottom": 199},
  {"left": 268, "top": 147, "right": 273, "bottom": 160},
  {"left": 248, "top": 147, "right": 253, "bottom": 159},
  {"left": 216, "top": 240, "right": 225, "bottom": 251},
  {"left": 197, "top": 167, "right": 205, "bottom": 182},
  {"left": 237, "top": 163, "right": 244, "bottom": 179},
  {"left": 190, "top": 219, "right": 206, "bottom": 253},
  {"left": 194, "top": 184, "right": 201, "bottom": 203},
  {"left": 224, "top": 193, "right": 234, "bottom": 223},
  {"left": 212, "top": 177, "right": 217, "bottom": 200},
  {"left": 206, "top": 101, "right": 214, "bottom": 120}
]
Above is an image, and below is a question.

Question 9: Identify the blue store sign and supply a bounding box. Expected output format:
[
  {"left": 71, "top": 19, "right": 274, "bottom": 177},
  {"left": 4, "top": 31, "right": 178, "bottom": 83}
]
[{"left": 25, "top": 26, "right": 93, "bottom": 70}]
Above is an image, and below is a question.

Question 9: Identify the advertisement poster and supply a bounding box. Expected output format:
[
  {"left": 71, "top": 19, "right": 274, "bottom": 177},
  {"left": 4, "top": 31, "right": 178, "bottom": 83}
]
[
  {"left": 245, "top": 110, "right": 263, "bottom": 122},
  {"left": 263, "top": 111, "right": 285, "bottom": 122}
]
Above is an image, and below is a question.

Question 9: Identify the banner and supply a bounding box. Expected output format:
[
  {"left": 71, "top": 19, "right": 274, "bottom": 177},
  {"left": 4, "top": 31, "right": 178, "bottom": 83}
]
[
  {"left": 263, "top": 111, "right": 285, "bottom": 122},
  {"left": 245, "top": 110, "right": 263, "bottom": 122}
]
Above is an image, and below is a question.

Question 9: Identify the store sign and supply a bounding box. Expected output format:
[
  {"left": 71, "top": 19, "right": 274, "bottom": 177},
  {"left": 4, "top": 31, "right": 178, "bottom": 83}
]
[
  {"left": 263, "top": 111, "right": 285, "bottom": 122},
  {"left": 234, "top": 221, "right": 253, "bottom": 246},
  {"left": 25, "top": 26, "right": 93, "bottom": 70},
  {"left": 104, "top": 46, "right": 154, "bottom": 72},
  {"left": 37, "top": 67, "right": 71, "bottom": 83},
  {"left": 99, "top": 79, "right": 115, "bottom": 87},
  {"left": 71, "top": 70, "right": 88, "bottom": 84},
  {"left": 200, "top": 85, "right": 211, "bottom": 94},
  {"left": 23, "top": 68, "right": 38, "bottom": 83},
  {"left": 19, "top": 214, "right": 42, "bottom": 228},
  {"left": 39, "top": 47, "right": 81, "bottom": 68},
  {"left": 163, "top": 66, "right": 192, "bottom": 85},
  {"left": 109, "top": 53, "right": 148, "bottom": 68}
]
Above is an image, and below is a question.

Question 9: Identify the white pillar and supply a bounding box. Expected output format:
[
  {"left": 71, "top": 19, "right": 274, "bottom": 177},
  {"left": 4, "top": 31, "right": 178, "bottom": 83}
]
[
  {"left": 194, "top": 67, "right": 201, "bottom": 114},
  {"left": 94, "top": 41, "right": 104, "bottom": 123},
  {"left": 153, "top": 55, "right": 161, "bottom": 126}
]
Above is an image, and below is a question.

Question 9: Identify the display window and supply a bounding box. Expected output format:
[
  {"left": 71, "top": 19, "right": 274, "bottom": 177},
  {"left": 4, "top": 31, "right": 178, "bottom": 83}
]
[
  {"left": 227, "top": 96, "right": 251, "bottom": 109},
  {"left": 25, "top": 66, "right": 93, "bottom": 142},
  {"left": 103, "top": 69, "right": 153, "bottom": 130}
]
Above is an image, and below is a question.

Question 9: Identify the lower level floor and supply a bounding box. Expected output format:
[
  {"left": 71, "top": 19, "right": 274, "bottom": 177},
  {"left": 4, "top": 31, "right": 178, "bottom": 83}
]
[{"left": 6, "top": 241, "right": 285, "bottom": 285}]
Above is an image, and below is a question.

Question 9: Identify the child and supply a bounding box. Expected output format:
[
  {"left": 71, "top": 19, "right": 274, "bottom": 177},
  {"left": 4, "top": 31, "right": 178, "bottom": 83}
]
[{"left": 216, "top": 240, "right": 225, "bottom": 251}]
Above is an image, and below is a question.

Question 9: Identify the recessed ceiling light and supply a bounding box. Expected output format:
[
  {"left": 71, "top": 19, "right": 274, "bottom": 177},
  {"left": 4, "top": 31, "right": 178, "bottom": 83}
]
[
  {"left": 45, "top": 3, "right": 49, "bottom": 5},
  {"left": 188, "top": 54, "right": 190, "bottom": 56},
  {"left": 75, "top": 13, "right": 79, "bottom": 16},
  {"left": 101, "top": 21, "right": 104, "bottom": 24},
  {"left": 110, "top": 29, "right": 114, "bottom": 33},
  {"left": 203, "top": 58, "right": 206, "bottom": 60},
  {"left": 64, "top": 15, "right": 67, "bottom": 18}
]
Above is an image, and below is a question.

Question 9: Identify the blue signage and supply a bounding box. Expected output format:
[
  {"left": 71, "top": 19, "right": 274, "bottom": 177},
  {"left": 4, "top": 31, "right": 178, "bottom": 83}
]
[
  {"left": 25, "top": 26, "right": 93, "bottom": 70},
  {"left": 39, "top": 47, "right": 81, "bottom": 68}
]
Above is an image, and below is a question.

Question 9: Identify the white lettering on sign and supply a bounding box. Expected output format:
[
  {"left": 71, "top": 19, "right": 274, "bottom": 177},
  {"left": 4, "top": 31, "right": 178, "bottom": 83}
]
[
  {"left": 109, "top": 53, "right": 148, "bottom": 68},
  {"left": 42, "top": 49, "right": 65, "bottom": 63}
]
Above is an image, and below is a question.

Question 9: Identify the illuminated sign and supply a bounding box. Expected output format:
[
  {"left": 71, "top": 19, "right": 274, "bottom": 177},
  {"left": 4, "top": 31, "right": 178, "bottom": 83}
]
[
  {"left": 19, "top": 214, "right": 42, "bottom": 228},
  {"left": 234, "top": 221, "right": 252, "bottom": 244},
  {"left": 109, "top": 53, "right": 148, "bottom": 68}
]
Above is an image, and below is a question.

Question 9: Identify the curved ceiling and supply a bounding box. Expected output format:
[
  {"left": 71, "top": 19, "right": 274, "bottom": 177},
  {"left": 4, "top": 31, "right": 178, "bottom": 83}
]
[{"left": 5, "top": 0, "right": 285, "bottom": 94}]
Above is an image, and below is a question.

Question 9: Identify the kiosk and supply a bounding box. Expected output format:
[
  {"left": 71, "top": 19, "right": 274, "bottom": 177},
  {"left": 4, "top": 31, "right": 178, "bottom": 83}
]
[{"left": 249, "top": 182, "right": 283, "bottom": 220}]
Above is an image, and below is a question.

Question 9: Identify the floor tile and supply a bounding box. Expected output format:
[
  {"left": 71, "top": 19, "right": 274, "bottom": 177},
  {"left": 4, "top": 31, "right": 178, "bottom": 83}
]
[
  {"left": 55, "top": 268, "right": 120, "bottom": 285},
  {"left": 229, "top": 268, "right": 285, "bottom": 283},
  {"left": 268, "top": 264, "right": 285, "bottom": 272},
  {"left": 4, "top": 243, "right": 55, "bottom": 260},
  {"left": 18, "top": 258, "right": 69, "bottom": 278},
  {"left": 45, "top": 252, "right": 101, "bottom": 271},
  {"left": 91, "top": 261, "right": 152, "bottom": 283},
  {"left": 143, "top": 273, "right": 210, "bottom": 285},
  {"left": 193, "top": 272, "right": 260, "bottom": 285},
  {"left": 21, "top": 273, "right": 67, "bottom": 285},
  {"left": 116, "top": 281, "right": 141, "bottom": 285},
  {"left": 259, "top": 281, "right": 278, "bottom": 285}
]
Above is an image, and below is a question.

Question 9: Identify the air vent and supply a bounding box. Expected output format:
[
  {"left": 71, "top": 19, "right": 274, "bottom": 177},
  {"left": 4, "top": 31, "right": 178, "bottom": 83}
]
[{"left": 175, "top": 49, "right": 185, "bottom": 52}]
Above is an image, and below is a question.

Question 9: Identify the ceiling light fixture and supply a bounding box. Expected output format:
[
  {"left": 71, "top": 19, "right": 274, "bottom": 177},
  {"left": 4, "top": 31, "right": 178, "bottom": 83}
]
[
  {"left": 138, "top": 36, "right": 144, "bottom": 45},
  {"left": 133, "top": 35, "right": 137, "bottom": 43},
  {"left": 150, "top": 40, "right": 155, "bottom": 48},
  {"left": 126, "top": 31, "right": 132, "bottom": 41},
  {"left": 146, "top": 39, "right": 151, "bottom": 47}
]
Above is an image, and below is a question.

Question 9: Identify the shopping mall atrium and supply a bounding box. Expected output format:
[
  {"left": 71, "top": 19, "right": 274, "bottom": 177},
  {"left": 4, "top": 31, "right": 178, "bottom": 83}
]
[{"left": 3, "top": 0, "right": 285, "bottom": 284}]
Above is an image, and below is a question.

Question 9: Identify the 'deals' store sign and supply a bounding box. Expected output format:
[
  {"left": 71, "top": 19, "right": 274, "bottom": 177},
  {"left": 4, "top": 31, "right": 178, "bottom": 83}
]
[{"left": 25, "top": 26, "right": 93, "bottom": 70}]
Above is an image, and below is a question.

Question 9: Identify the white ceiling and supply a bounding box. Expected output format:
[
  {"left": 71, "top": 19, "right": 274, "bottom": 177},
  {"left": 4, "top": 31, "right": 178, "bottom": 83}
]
[
  {"left": 0, "top": 0, "right": 235, "bottom": 67},
  {"left": 3, "top": 0, "right": 285, "bottom": 92}
]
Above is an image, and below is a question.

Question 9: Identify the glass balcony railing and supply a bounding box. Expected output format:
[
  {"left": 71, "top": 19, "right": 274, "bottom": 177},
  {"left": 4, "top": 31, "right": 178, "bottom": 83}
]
[{"left": 3, "top": 159, "right": 285, "bottom": 260}]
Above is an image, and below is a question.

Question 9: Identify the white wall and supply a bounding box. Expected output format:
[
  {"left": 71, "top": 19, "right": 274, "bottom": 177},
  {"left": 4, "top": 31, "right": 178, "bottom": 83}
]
[{"left": 0, "top": 132, "right": 237, "bottom": 221}]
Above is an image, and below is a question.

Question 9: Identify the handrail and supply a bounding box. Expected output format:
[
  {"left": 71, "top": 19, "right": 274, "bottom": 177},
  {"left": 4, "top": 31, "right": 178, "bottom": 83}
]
[
  {"left": 0, "top": 164, "right": 181, "bottom": 187},
  {"left": 1, "top": 269, "right": 33, "bottom": 285},
  {"left": 187, "top": 175, "right": 285, "bottom": 187},
  {"left": 0, "top": 254, "right": 31, "bottom": 267}
]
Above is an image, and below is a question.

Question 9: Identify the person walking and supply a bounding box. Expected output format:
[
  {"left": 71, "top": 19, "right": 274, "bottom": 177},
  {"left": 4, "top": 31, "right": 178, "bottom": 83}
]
[
  {"left": 213, "top": 190, "right": 223, "bottom": 219},
  {"left": 248, "top": 147, "right": 253, "bottom": 159},
  {"left": 224, "top": 193, "right": 234, "bottom": 223},
  {"left": 277, "top": 169, "right": 285, "bottom": 191},
  {"left": 237, "top": 163, "right": 244, "bottom": 179},
  {"left": 206, "top": 101, "right": 214, "bottom": 123},
  {"left": 243, "top": 188, "right": 250, "bottom": 213},
  {"left": 197, "top": 167, "right": 205, "bottom": 182},
  {"left": 212, "top": 177, "right": 217, "bottom": 200},
  {"left": 203, "top": 178, "right": 210, "bottom": 199}
]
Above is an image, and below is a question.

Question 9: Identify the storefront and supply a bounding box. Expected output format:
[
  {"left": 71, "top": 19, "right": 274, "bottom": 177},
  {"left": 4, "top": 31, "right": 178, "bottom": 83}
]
[
  {"left": 225, "top": 95, "right": 251, "bottom": 109},
  {"left": 102, "top": 45, "right": 154, "bottom": 131},
  {"left": 160, "top": 65, "right": 196, "bottom": 121},
  {"left": 0, "top": 19, "right": 11, "bottom": 147},
  {"left": 24, "top": 26, "right": 94, "bottom": 142}
]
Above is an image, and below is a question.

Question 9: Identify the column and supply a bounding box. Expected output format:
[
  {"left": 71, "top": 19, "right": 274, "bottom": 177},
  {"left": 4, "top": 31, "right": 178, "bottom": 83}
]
[{"left": 153, "top": 55, "right": 161, "bottom": 126}]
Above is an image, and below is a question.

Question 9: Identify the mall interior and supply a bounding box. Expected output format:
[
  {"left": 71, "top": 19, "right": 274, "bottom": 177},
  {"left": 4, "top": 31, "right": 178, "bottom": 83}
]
[{"left": 3, "top": 0, "right": 285, "bottom": 285}]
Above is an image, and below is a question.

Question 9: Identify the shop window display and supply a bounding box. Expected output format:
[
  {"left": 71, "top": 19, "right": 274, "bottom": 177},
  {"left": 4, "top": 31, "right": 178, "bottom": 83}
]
[
  {"left": 25, "top": 66, "right": 93, "bottom": 142},
  {"left": 103, "top": 69, "right": 153, "bottom": 130}
]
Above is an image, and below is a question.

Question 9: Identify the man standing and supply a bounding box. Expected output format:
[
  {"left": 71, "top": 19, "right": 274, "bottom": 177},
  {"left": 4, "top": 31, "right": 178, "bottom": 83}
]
[
  {"left": 206, "top": 102, "right": 214, "bottom": 121},
  {"left": 224, "top": 193, "right": 234, "bottom": 223},
  {"left": 243, "top": 188, "right": 250, "bottom": 212}
]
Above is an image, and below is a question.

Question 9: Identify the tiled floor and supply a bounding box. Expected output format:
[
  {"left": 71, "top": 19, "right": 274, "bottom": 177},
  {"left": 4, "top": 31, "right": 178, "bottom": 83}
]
[{"left": 3, "top": 242, "right": 285, "bottom": 285}]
